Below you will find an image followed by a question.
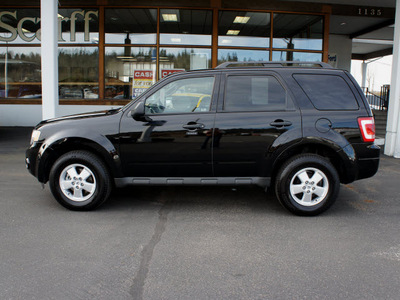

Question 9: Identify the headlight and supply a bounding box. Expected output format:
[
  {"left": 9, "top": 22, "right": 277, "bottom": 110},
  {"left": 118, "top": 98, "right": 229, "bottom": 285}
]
[{"left": 30, "top": 130, "right": 41, "bottom": 145}]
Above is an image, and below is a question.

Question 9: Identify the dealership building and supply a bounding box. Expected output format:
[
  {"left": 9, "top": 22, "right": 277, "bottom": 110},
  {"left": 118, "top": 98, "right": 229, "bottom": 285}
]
[{"left": 1, "top": 0, "right": 400, "bottom": 157}]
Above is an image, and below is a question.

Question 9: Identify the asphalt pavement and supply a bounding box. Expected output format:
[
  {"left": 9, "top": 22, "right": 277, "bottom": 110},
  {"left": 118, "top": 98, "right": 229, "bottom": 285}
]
[{"left": 1, "top": 127, "right": 399, "bottom": 300}]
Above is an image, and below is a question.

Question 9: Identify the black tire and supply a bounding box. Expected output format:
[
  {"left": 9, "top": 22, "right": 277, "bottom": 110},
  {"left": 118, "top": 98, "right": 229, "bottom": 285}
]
[
  {"left": 275, "top": 154, "right": 340, "bottom": 216},
  {"left": 49, "top": 151, "right": 112, "bottom": 211}
]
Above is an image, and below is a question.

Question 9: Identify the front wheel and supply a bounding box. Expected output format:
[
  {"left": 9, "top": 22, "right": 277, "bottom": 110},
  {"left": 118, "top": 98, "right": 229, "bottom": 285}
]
[
  {"left": 49, "top": 151, "right": 112, "bottom": 211},
  {"left": 275, "top": 154, "right": 340, "bottom": 216}
]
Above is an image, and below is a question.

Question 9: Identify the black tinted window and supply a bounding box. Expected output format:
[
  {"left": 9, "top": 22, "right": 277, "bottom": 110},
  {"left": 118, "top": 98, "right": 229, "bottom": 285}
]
[
  {"left": 293, "top": 74, "right": 359, "bottom": 110},
  {"left": 224, "top": 75, "right": 290, "bottom": 111}
]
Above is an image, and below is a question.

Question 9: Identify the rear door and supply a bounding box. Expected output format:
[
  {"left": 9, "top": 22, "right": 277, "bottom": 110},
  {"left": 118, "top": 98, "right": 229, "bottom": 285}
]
[{"left": 213, "top": 71, "right": 302, "bottom": 177}]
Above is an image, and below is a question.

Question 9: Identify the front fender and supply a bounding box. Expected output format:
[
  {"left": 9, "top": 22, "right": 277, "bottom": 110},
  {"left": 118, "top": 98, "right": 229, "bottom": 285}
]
[{"left": 36, "top": 129, "right": 122, "bottom": 183}]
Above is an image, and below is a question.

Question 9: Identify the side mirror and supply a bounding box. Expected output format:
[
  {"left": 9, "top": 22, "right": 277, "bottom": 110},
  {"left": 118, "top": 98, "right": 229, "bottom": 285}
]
[{"left": 131, "top": 101, "right": 151, "bottom": 122}]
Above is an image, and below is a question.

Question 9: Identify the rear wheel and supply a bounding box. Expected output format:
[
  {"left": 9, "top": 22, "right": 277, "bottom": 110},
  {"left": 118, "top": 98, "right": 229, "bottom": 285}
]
[
  {"left": 275, "top": 154, "right": 340, "bottom": 216},
  {"left": 49, "top": 151, "right": 112, "bottom": 211}
]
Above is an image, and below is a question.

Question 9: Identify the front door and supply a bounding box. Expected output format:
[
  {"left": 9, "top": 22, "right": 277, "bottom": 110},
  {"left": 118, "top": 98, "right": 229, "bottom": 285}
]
[{"left": 119, "top": 74, "right": 219, "bottom": 177}]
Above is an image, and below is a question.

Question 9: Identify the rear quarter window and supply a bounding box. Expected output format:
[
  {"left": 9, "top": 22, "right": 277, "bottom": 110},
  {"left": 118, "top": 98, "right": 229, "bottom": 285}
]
[{"left": 293, "top": 74, "right": 359, "bottom": 110}]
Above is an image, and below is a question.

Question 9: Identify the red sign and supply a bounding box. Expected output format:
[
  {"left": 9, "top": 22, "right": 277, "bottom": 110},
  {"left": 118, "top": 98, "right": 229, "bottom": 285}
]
[
  {"left": 133, "top": 70, "right": 154, "bottom": 98},
  {"left": 134, "top": 71, "right": 153, "bottom": 80},
  {"left": 161, "top": 69, "right": 185, "bottom": 78}
]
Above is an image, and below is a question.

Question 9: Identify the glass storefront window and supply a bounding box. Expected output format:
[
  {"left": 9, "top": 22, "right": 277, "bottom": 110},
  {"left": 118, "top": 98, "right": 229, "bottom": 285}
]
[
  {"left": 1, "top": 6, "right": 327, "bottom": 102},
  {"left": 159, "top": 48, "right": 211, "bottom": 78},
  {"left": 0, "top": 47, "right": 41, "bottom": 99},
  {"left": 273, "top": 14, "right": 323, "bottom": 51},
  {"left": 0, "top": 9, "right": 41, "bottom": 44},
  {"left": 160, "top": 9, "right": 212, "bottom": 46},
  {"left": 58, "top": 9, "right": 99, "bottom": 44},
  {"left": 59, "top": 47, "right": 98, "bottom": 99},
  {"left": 272, "top": 51, "right": 322, "bottom": 62},
  {"left": 105, "top": 47, "right": 156, "bottom": 99},
  {"left": 218, "top": 49, "right": 269, "bottom": 65},
  {"left": 105, "top": 9, "right": 157, "bottom": 44},
  {"left": 218, "top": 11, "right": 270, "bottom": 48}
]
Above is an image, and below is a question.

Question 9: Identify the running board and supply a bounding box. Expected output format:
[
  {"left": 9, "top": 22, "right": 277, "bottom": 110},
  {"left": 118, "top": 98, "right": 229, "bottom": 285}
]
[{"left": 115, "top": 177, "right": 270, "bottom": 188}]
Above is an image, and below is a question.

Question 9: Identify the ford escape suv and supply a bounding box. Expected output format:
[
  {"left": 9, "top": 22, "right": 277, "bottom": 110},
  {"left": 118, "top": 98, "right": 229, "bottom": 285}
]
[{"left": 26, "top": 62, "right": 380, "bottom": 215}]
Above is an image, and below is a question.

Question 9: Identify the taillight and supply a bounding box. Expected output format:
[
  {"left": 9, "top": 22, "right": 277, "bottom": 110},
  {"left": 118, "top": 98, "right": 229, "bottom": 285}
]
[{"left": 358, "top": 117, "right": 375, "bottom": 142}]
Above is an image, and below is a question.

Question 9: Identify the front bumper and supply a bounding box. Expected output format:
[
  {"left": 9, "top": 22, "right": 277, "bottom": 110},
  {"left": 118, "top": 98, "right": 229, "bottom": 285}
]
[{"left": 25, "top": 143, "right": 41, "bottom": 178}]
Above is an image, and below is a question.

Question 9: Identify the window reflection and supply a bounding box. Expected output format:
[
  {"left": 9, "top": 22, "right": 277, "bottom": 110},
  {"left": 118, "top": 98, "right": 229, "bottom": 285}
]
[
  {"left": 218, "top": 11, "right": 270, "bottom": 47},
  {"left": 58, "top": 47, "right": 98, "bottom": 99},
  {"left": 105, "top": 9, "right": 157, "bottom": 44},
  {"left": 218, "top": 49, "right": 269, "bottom": 65},
  {"left": 273, "top": 14, "right": 323, "bottom": 51},
  {"left": 0, "top": 47, "right": 41, "bottom": 99},
  {"left": 160, "top": 9, "right": 212, "bottom": 46},
  {"left": 105, "top": 47, "right": 156, "bottom": 99},
  {"left": 58, "top": 9, "right": 99, "bottom": 44},
  {"left": 272, "top": 51, "right": 322, "bottom": 62},
  {"left": 159, "top": 48, "right": 211, "bottom": 78},
  {"left": 1, "top": 7, "right": 327, "bottom": 102}
]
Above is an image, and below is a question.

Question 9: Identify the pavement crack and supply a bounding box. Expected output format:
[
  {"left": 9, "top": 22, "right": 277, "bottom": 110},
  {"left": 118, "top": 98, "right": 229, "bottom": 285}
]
[{"left": 130, "top": 200, "right": 171, "bottom": 300}]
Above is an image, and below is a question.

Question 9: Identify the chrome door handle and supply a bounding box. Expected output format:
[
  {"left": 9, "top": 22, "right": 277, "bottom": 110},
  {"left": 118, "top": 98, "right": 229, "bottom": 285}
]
[
  {"left": 270, "top": 120, "right": 292, "bottom": 128},
  {"left": 183, "top": 123, "right": 205, "bottom": 130}
]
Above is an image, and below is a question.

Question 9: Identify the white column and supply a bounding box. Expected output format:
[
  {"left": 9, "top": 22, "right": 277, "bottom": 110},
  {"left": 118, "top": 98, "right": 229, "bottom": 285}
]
[
  {"left": 40, "top": 0, "right": 58, "bottom": 120},
  {"left": 361, "top": 61, "right": 367, "bottom": 89},
  {"left": 385, "top": 0, "right": 400, "bottom": 157}
]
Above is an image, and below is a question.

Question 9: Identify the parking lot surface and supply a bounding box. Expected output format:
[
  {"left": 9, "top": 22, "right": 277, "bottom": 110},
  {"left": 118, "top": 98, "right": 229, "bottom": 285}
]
[{"left": 1, "top": 127, "right": 399, "bottom": 299}]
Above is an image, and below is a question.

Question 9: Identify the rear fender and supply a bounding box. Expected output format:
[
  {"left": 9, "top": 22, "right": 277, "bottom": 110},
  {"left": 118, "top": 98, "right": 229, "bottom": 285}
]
[{"left": 271, "top": 137, "right": 357, "bottom": 184}]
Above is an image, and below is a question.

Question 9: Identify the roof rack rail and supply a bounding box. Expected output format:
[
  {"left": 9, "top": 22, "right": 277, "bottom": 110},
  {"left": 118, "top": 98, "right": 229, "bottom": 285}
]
[{"left": 215, "top": 61, "right": 334, "bottom": 69}]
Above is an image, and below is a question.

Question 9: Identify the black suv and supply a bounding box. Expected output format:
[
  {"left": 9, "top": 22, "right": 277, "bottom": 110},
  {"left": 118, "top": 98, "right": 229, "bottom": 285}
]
[{"left": 26, "top": 62, "right": 380, "bottom": 215}]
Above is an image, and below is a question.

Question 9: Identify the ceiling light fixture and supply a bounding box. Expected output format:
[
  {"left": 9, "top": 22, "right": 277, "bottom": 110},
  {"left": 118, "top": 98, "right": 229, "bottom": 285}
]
[
  {"left": 233, "top": 16, "right": 250, "bottom": 24},
  {"left": 227, "top": 30, "right": 240, "bottom": 35},
  {"left": 162, "top": 14, "right": 178, "bottom": 22}
]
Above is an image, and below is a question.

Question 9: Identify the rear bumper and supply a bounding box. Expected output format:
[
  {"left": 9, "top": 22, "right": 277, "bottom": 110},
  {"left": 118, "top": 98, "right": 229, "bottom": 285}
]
[
  {"left": 339, "top": 143, "right": 380, "bottom": 183},
  {"left": 355, "top": 143, "right": 380, "bottom": 180},
  {"left": 356, "top": 156, "right": 380, "bottom": 180}
]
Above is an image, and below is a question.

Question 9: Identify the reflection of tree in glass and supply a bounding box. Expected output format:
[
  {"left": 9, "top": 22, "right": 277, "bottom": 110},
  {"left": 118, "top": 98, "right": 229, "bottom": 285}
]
[
  {"left": 58, "top": 48, "right": 99, "bottom": 82},
  {"left": 160, "top": 49, "right": 211, "bottom": 70},
  {"left": 1, "top": 51, "right": 41, "bottom": 82}
]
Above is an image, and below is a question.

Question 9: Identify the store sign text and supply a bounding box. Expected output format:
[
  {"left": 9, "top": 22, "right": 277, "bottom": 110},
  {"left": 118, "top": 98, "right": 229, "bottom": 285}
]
[
  {"left": 0, "top": 10, "right": 98, "bottom": 42},
  {"left": 161, "top": 69, "right": 185, "bottom": 78},
  {"left": 133, "top": 70, "right": 154, "bottom": 98}
]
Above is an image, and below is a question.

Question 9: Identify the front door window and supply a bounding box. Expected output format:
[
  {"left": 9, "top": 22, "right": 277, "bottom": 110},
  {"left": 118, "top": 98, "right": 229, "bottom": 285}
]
[{"left": 145, "top": 77, "right": 215, "bottom": 114}]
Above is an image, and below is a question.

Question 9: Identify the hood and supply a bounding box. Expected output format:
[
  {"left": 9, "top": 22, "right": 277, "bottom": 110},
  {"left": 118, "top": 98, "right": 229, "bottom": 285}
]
[{"left": 36, "top": 108, "right": 121, "bottom": 128}]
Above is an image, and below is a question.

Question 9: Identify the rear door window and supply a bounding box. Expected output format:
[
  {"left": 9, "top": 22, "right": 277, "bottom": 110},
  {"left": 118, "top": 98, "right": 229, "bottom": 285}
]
[
  {"left": 223, "top": 75, "right": 294, "bottom": 111},
  {"left": 293, "top": 74, "right": 359, "bottom": 110}
]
